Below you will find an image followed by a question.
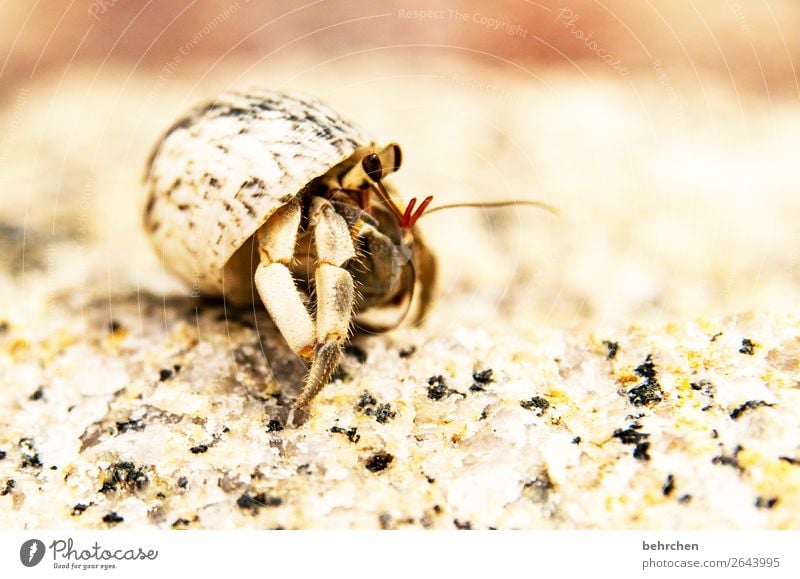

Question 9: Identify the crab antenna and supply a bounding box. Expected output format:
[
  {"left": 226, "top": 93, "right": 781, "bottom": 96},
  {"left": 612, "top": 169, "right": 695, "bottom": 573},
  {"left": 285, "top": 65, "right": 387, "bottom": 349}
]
[{"left": 420, "top": 199, "right": 560, "bottom": 218}]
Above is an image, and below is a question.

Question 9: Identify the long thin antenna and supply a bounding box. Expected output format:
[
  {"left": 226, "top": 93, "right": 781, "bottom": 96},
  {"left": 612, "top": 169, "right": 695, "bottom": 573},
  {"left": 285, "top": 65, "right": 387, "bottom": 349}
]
[{"left": 421, "top": 199, "right": 560, "bottom": 218}]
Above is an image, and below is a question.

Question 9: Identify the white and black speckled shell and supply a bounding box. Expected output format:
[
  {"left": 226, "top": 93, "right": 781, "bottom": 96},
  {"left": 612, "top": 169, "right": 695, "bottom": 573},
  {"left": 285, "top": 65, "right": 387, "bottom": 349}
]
[{"left": 144, "top": 89, "right": 372, "bottom": 297}]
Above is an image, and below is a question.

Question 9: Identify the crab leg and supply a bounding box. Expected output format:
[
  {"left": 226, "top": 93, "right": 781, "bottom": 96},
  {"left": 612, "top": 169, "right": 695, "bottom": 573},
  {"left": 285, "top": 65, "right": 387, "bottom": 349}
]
[
  {"left": 254, "top": 199, "right": 316, "bottom": 360},
  {"left": 293, "top": 197, "right": 356, "bottom": 409}
]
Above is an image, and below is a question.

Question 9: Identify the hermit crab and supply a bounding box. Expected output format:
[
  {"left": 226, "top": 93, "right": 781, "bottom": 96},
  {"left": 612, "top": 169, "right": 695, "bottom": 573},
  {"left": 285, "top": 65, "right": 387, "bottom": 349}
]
[
  {"left": 144, "top": 89, "right": 438, "bottom": 418},
  {"left": 144, "top": 89, "right": 552, "bottom": 422}
]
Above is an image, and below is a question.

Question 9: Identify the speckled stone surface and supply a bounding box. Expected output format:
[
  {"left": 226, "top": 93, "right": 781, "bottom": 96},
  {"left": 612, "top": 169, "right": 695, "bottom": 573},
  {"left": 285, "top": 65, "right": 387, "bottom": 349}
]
[
  {"left": 2, "top": 62, "right": 800, "bottom": 529},
  {"left": 2, "top": 294, "right": 800, "bottom": 529}
]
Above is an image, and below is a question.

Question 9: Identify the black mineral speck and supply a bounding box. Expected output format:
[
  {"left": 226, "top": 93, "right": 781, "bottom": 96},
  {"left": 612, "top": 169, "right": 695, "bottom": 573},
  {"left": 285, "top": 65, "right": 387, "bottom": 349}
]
[
  {"left": 108, "top": 320, "right": 121, "bottom": 333},
  {"left": 690, "top": 380, "right": 714, "bottom": 396},
  {"left": 730, "top": 400, "right": 773, "bottom": 420},
  {"left": 520, "top": 396, "right": 550, "bottom": 416},
  {"left": 237, "top": 492, "right": 282, "bottom": 513},
  {"left": 613, "top": 426, "right": 649, "bottom": 445},
  {"left": 355, "top": 391, "right": 377, "bottom": 411},
  {"left": 755, "top": 497, "right": 778, "bottom": 509},
  {"left": 237, "top": 493, "right": 260, "bottom": 512},
  {"left": 712, "top": 455, "right": 740, "bottom": 470},
  {"left": 739, "top": 338, "right": 756, "bottom": 355},
  {"left": 398, "top": 346, "right": 416, "bottom": 358},
  {"left": 634, "top": 354, "right": 657, "bottom": 379},
  {"left": 355, "top": 392, "right": 396, "bottom": 422},
  {"left": 472, "top": 369, "right": 494, "bottom": 384},
  {"left": 29, "top": 386, "right": 44, "bottom": 401},
  {"left": 604, "top": 340, "right": 619, "bottom": 360},
  {"left": 628, "top": 381, "right": 663, "bottom": 407},
  {"left": 427, "top": 375, "right": 448, "bottom": 400},
  {"left": 344, "top": 344, "right": 367, "bottom": 364},
  {"left": 454, "top": 519, "right": 472, "bottom": 530},
  {"left": 633, "top": 442, "right": 651, "bottom": 461},
  {"left": 365, "top": 452, "right": 394, "bottom": 473},
  {"left": 426, "top": 376, "right": 464, "bottom": 401},
  {"left": 71, "top": 503, "right": 89, "bottom": 516},
  {"left": 19, "top": 438, "right": 42, "bottom": 469},
  {"left": 159, "top": 368, "right": 173, "bottom": 381},
  {"left": 662, "top": 474, "right": 675, "bottom": 496},
  {"left": 678, "top": 494, "right": 692, "bottom": 504},
  {"left": 172, "top": 518, "right": 191, "bottom": 528},
  {"left": 177, "top": 476, "right": 188, "bottom": 489},
  {"left": 100, "top": 461, "right": 148, "bottom": 493},
  {"left": 266, "top": 419, "right": 283, "bottom": 432},
  {"left": 331, "top": 426, "right": 360, "bottom": 443},
  {"left": 627, "top": 355, "right": 663, "bottom": 406},
  {"left": 712, "top": 446, "right": 743, "bottom": 472},
  {"left": 470, "top": 369, "right": 493, "bottom": 392},
  {"left": 103, "top": 512, "right": 124, "bottom": 524},
  {"left": 572, "top": 436, "right": 581, "bottom": 444},
  {"left": 190, "top": 445, "right": 208, "bottom": 454},
  {"left": 779, "top": 456, "right": 800, "bottom": 466},
  {"left": 374, "top": 403, "right": 396, "bottom": 424},
  {"left": 1, "top": 479, "right": 15, "bottom": 495},
  {"left": 116, "top": 419, "right": 145, "bottom": 434},
  {"left": 0, "top": 450, "right": 6, "bottom": 460}
]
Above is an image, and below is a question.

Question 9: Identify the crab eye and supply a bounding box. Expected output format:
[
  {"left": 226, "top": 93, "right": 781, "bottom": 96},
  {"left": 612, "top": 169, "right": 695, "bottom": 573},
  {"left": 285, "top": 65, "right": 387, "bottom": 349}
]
[{"left": 361, "top": 153, "right": 384, "bottom": 182}]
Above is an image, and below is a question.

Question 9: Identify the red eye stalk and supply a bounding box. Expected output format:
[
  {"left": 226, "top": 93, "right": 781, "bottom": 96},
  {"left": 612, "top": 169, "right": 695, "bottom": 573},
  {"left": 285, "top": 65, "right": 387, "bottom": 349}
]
[{"left": 399, "top": 196, "right": 434, "bottom": 229}]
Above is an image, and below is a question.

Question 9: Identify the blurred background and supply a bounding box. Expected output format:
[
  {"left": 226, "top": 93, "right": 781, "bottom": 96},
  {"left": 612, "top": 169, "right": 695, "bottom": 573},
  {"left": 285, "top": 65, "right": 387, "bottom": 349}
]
[{"left": 1, "top": 0, "right": 799, "bottom": 334}]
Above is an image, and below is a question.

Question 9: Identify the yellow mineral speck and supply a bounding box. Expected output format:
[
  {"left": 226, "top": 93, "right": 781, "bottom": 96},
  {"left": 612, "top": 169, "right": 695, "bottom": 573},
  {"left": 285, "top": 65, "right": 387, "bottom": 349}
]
[
  {"left": 675, "top": 377, "right": 692, "bottom": 393},
  {"left": 685, "top": 351, "right": 704, "bottom": 372},
  {"left": 761, "top": 370, "right": 790, "bottom": 390},
  {"left": 604, "top": 494, "right": 629, "bottom": 512},
  {"left": 674, "top": 415, "right": 703, "bottom": 433},
  {"left": 697, "top": 318, "right": 721, "bottom": 335},
  {"left": 544, "top": 388, "right": 570, "bottom": 405},
  {"left": 760, "top": 461, "right": 800, "bottom": 492},
  {"left": 8, "top": 338, "right": 30, "bottom": 357},
  {"left": 736, "top": 448, "right": 762, "bottom": 469},
  {"left": 511, "top": 350, "right": 539, "bottom": 364},
  {"left": 644, "top": 491, "right": 662, "bottom": 506},
  {"left": 107, "top": 327, "right": 128, "bottom": 349}
]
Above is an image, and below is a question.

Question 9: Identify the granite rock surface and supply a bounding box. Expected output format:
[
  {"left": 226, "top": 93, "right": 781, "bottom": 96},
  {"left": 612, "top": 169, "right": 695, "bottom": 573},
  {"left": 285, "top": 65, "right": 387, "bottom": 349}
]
[{"left": 1, "top": 61, "right": 799, "bottom": 528}]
